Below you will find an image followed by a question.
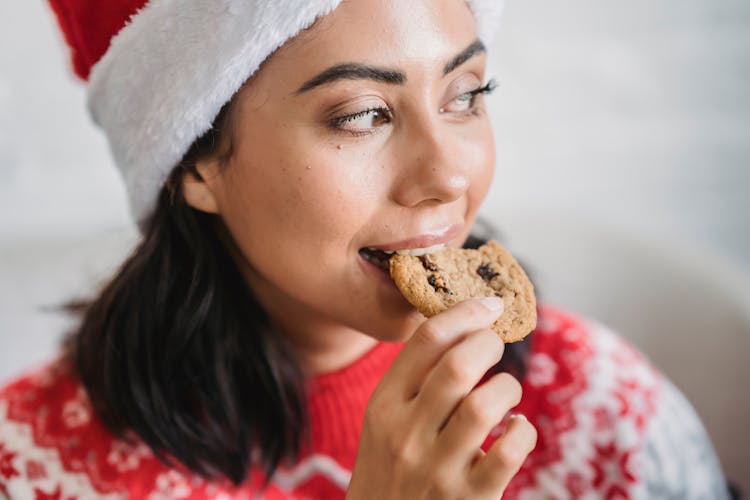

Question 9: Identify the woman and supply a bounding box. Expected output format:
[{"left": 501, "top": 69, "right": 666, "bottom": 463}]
[{"left": 0, "top": 0, "right": 731, "bottom": 498}]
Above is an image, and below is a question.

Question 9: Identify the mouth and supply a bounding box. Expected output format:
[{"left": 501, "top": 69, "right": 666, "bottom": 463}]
[
  {"left": 358, "top": 223, "right": 464, "bottom": 275},
  {"left": 358, "top": 243, "right": 447, "bottom": 272}
]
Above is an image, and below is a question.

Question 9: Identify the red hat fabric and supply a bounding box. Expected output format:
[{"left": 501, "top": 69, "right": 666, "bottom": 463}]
[
  {"left": 46, "top": 0, "right": 505, "bottom": 229},
  {"left": 48, "top": 0, "right": 149, "bottom": 80}
]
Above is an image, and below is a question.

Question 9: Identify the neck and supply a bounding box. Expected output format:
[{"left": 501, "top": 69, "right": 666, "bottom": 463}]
[
  {"left": 243, "top": 276, "right": 379, "bottom": 376},
  {"left": 270, "top": 311, "right": 379, "bottom": 376},
  {"left": 221, "top": 227, "right": 381, "bottom": 376}
]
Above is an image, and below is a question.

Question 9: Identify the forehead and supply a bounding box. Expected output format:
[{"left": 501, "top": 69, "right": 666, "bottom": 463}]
[{"left": 271, "top": 0, "right": 480, "bottom": 76}]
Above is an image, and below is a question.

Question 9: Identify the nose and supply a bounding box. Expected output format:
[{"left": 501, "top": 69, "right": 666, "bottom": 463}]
[{"left": 391, "top": 115, "right": 472, "bottom": 208}]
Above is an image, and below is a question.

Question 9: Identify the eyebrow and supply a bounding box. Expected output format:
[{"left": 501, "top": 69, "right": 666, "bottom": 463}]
[
  {"left": 297, "top": 64, "right": 405, "bottom": 93},
  {"left": 296, "top": 39, "right": 487, "bottom": 94},
  {"left": 443, "top": 39, "right": 486, "bottom": 75}
]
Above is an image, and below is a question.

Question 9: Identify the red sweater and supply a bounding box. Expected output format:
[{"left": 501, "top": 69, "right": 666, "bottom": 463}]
[{"left": 0, "top": 306, "right": 728, "bottom": 499}]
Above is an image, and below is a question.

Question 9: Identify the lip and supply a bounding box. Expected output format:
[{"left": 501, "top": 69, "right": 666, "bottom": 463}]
[{"left": 364, "top": 223, "right": 465, "bottom": 252}]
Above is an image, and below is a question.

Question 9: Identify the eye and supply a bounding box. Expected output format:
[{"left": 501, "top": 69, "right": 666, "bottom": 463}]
[
  {"left": 329, "top": 107, "right": 393, "bottom": 135},
  {"left": 441, "top": 79, "right": 497, "bottom": 115}
]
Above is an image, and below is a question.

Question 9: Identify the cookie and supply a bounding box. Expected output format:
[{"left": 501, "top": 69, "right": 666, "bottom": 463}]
[{"left": 389, "top": 240, "right": 536, "bottom": 343}]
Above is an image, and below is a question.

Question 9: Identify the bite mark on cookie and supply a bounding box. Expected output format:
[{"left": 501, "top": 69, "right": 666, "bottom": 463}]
[{"left": 389, "top": 240, "right": 537, "bottom": 343}]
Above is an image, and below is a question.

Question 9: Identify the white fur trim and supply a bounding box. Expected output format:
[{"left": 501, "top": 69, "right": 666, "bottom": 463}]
[
  {"left": 88, "top": 0, "right": 503, "bottom": 226},
  {"left": 468, "top": 0, "right": 505, "bottom": 45}
]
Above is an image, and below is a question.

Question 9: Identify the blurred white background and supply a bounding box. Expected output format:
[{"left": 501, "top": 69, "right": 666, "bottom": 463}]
[{"left": 1, "top": 0, "right": 749, "bottom": 492}]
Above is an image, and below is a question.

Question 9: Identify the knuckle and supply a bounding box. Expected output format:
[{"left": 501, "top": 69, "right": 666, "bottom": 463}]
[
  {"left": 461, "top": 393, "right": 495, "bottom": 427},
  {"left": 442, "top": 353, "right": 474, "bottom": 386},
  {"left": 415, "top": 321, "right": 445, "bottom": 346},
  {"left": 388, "top": 434, "right": 421, "bottom": 469},
  {"left": 428, "top": 475, "right": 456, "bottom": 498}
]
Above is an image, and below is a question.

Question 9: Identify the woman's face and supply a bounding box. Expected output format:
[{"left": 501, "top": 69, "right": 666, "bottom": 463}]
[{"left": 195, "top": 0, "right": 495, "bottom": 349}]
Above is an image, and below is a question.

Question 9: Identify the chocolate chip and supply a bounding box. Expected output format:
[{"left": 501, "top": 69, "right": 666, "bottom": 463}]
[
  {"left": 419, "top": 255, "right": 438, "bottom": 271},
  {"left": 428, "top": 274, "right": 452, "bottom": 294},
  {"left": 477, "top": 263, "right": 499, "bottom": 282}
]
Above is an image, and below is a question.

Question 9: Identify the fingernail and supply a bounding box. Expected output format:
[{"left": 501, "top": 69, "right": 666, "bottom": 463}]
[
  {"left": 478, "top": 297, "right": 504, "bottom": 313},
  {"left": 509, "top": 413, "right": 528, "bottom": 422}
]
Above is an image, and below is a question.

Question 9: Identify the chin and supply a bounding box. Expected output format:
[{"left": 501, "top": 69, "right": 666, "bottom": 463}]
[{"left": 362, "top": 309, "right": 426, "bottom": 344}]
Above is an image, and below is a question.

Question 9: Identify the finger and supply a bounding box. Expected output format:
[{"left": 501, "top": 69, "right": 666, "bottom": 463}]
[
  {"left": 411, "top": 329, "right": 506, "bottom": 433},
  {"left": 381, "top": 297, "right": 504, "bottom": 400},
  {"left": 469, "top": 414, "right": 537, "bottom": 494},
  {"left": 436, "top": 372, "right": 522, "bottom": 465}
]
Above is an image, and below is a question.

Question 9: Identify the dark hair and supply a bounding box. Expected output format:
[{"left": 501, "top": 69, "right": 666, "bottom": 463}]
[
  {"left": 65, "top": 102, "right": 531, "bottom": 486},
  {"left": 66, "top": 102, "right": 305, "bottom": 485}
]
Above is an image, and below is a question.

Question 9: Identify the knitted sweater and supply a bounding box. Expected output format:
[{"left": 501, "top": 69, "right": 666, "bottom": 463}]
[{"left": 0, "top": 306, "right": 729, "bottom": 499}]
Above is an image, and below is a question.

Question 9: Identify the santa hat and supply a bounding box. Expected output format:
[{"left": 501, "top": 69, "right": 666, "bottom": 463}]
[{"left": 48, "top": 0, "right": 504, "bottom": 227}]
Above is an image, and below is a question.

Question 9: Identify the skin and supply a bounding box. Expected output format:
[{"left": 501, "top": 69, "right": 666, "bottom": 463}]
[
  {"left": 186, "top": 0, "right": 493, "bottom": 372},
  {"left": 184, "top": 0, "right": 537, "bottom": 496}
]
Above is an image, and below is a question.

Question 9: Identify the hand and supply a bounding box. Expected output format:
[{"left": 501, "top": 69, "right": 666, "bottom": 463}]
[{"left": 346, "top": 298, "right": 537, "bottom": 500}]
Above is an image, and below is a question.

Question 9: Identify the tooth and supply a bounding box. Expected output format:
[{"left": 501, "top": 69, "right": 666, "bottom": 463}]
[
  {"left": 408, "top": 247, "right": 431, "bottom": 257},
  {"left": 423, "top": 243, "right": 445, "bottom": 253},
  {"left": 394, "top": 243, "right": 446, "bottom": 257}
]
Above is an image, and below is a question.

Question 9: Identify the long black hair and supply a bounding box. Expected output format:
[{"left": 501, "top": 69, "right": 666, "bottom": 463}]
[{"left": 65, "top": 101, "right": 531, "bottom": 486}]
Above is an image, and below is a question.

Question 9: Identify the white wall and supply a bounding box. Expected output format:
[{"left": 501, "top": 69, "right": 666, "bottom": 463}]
[
  {"left": 484, "top": 2, "right": 750, "bottom": 489},
  {"left": 0, "top": 1, "right": 748, "bottom": 261},
  {"left": 486, "top": 0, "right": 750, "bottom": 272},
  {"left": 0, "top": 1, "right": 130, "bottom": 242},
  {"left": 1, "top": 0, "right": 749, "bottom": 492}
]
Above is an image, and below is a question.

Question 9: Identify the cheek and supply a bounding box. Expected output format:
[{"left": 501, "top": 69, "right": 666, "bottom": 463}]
[
  {"left": 466, "top": 125, "right": 496, "bottom": 206},
  {"left": 219, "top": 150, "right": 378, "bottom": 253}
]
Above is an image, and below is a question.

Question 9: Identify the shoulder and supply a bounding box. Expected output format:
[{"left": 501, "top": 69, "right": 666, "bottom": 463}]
[
  {"left": 0, "top": 361, "right": 158, "bottom": 498},
  {"left": 510, "top": 305, "right": 728, "bottom": 498},
  {"left": 525, "top": 304, "right": 662, "bottom": 409},
  {"left": 523, "top": 304, "right": 663, "bottom": 453},
  {"left": 639, "top": 379, "right": 730, "bottom": 499},
  {"left": 0, "top": 363, "right": 272, "bottom": 498}
]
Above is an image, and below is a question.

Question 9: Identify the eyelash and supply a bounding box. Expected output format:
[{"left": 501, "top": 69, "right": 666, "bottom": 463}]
[
  {"left": 452, "top": 78, "right": 498, "bottom": 110},
  {"left": 329, "top": 107, "right": 393, "bottom": 130},
  {"left": 328, "top": 78, "right": 498, "bottom": 135}
]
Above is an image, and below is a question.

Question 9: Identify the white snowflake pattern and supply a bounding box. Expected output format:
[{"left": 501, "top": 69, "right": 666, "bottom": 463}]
[
  {"left": 106, "top": 440, "right": 151, "bottom": 472},
  {"left": 536, "top": 311, "right": 564, "bottom": 333},
  {"left": 149, "top": 470, "right": 192, "bottom": 499},
  {"left": 62, "top": 399, "right": 90, "bottom": 428},
  {"left": 526, "top": 353, "right": 558, "bottom": 388}
]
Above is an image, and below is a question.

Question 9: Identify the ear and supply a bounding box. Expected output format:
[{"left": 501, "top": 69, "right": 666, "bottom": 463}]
[{"left": 181, "top": 159, "right": 221, "bottom": 214}]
